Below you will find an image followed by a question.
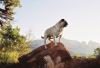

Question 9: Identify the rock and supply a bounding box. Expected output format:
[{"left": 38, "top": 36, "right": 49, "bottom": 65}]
[{"left": 18, "top": 42, "right": 72, "bottom": 68}]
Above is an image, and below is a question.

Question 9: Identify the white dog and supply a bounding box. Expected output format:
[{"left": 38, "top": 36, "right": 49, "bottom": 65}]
[{"left": 41, "top": 19, "right": 68, "bottom": 49}]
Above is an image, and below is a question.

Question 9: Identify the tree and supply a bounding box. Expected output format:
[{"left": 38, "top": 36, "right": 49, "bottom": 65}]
[
  {"left": 94, "top": 48, "right": 100, "bottom": 59},
  {"left": 0, "top": 0, "right": 31, "bottom": 63},
  {"left": 0, "top": 24, "right": 30, "bottom": 52},
  {"left": 0, "top": 24, "right": 31, "bottom": 63},
  {"left": 0, "top": 0, "right": 21, "bottom": 26}
]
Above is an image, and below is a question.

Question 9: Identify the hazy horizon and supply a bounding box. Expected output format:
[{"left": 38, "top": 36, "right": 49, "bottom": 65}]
[{"left": 31, "top": 38, "right": 100, "bottom": 56}]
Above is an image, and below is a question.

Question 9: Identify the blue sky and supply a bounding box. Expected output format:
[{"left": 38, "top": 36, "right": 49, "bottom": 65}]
[{"left": 13, "top": 0, "right": 100, "bottom": 42}]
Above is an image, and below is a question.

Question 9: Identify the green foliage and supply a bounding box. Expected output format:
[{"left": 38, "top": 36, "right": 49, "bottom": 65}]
[
  {"left": 0, "top": 0, "right": 31, "bottom": 63},
  {"left": 94, "top": 48, "right": 100, "bottom": 59},
  {"left": 0, "top": 0, "right": 21, "bottom": 22},
  {"left": 0, "top": 24, "right": 31, "bottom": 63},
  {"left": 0, "top": 51, "right": 19, "bottom": 63},
  {"left": 4, "top": 0, "right": 21, "bottom": 20},
  {"left": 4, "top": 0, "right": 21, "bottom": 7},
  {"left": 1, "top": 25, "right": 22, "bottom": 48}
]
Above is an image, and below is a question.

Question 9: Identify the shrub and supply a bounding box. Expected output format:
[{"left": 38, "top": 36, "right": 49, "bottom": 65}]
[
  {"left": 0, "top": 51, "right": 19, "bottom": 63},
  {"left": 0, "top": 25, "right": 31, "bottom": 63},
  {"left": 94, "top": 48, "right": 100, "bottom": 59}
]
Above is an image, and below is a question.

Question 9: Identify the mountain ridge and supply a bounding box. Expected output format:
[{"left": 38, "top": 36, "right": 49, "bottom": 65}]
[{"left": 31, "top": 38, "right": 100, "bottom": 56}]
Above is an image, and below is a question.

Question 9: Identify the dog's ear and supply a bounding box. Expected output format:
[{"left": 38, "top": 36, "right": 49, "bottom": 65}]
[
  {"left": 59, "top": 19, "right": 65, "bottom": 23},
  {"left": 61, "top": 19, "right": 65, "bottom": 21}
]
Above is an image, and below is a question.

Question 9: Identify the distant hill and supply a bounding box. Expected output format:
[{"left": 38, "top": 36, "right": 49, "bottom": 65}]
[
  {"left": 31, "top": 38, "right": 100, "bottom": 56},
  {"left": 31, "top": 39, "right": 44, "bottom": 50},
  {"left": 61, "top": 39, "right": 100, "bottom": 56}
]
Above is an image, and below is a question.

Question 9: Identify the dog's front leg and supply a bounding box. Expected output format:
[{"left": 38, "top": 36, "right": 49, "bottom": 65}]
[
  {"left": 53, "top": 35, "right": 57, "bottom": 45},
  {"left": 59, "top": 35, "right": 62, "bottom": 43},
  {"left": 44, "top": 37, "right": 47, "bottom": 49}
]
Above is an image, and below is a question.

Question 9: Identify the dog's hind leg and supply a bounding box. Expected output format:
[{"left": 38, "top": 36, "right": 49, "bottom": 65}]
[{"left": 59, "top": 35, "right": 62, "bottom": 43}]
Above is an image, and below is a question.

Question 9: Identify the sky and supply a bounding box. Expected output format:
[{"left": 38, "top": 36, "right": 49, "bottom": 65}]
[{"left": 13, "top": 0, "right": 100, "bottom": 42}]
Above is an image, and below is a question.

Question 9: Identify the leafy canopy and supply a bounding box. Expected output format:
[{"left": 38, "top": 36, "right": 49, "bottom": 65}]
[{"left": 0, "top": 0, "right": 31, "bottom": 63}]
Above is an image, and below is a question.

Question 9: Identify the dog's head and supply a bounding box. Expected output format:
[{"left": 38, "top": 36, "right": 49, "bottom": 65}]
[{"left": 59, "top": 19, "right": 68, "bottom": 27}]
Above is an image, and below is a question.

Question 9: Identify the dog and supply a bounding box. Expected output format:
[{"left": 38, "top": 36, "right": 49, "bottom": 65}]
[{"left": 41, "top": 19, "right": 68, "bottom": 49}]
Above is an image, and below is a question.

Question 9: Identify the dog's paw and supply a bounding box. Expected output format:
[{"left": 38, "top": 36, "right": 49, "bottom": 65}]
[
  {"left": 44, "top": 45, "right": 47, "bottom": 49},
  {"left": 54, "top": 43, "right": 57, "bottom": 46}
]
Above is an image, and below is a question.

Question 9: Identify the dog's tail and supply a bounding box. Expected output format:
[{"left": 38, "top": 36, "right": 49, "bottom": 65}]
[{"left": 41, "top": 36, "right": 44, "bottom": 39}]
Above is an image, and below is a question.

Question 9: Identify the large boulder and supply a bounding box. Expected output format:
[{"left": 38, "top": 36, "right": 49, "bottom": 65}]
[{"left": 19, "top": 42, "right": 72, "bottom": 68}]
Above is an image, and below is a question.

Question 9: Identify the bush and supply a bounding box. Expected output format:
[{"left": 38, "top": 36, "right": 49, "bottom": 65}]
[
  {"left": 94, "top": 48, "right": 100, "bottom": 59},
  {"left": 0, "top": 24, "right": 31, "bottom": 63},
  {"left": 0, "top": 51, "right": 19, "bottom": 63}
]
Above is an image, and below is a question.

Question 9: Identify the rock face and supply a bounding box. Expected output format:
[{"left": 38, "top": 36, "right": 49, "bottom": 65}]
[{"left": 19, "top": 42, "right": 72, "bottom": 68}]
